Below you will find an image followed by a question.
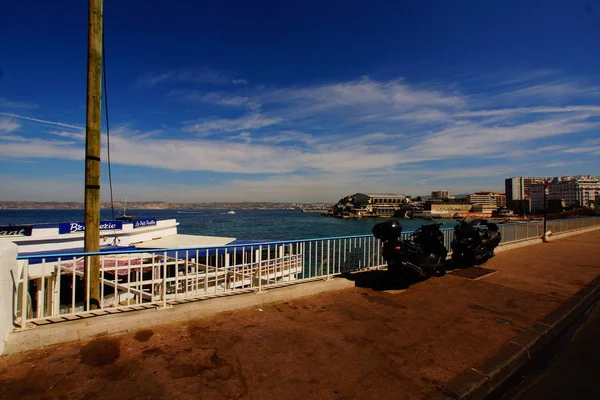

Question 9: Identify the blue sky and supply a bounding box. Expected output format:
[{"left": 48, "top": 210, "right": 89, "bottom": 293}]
[{"left": 1, "top": 0, "right": 599, "bottom": 202}]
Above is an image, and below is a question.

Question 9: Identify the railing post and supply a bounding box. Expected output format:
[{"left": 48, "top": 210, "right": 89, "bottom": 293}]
[
  {"left": 54, "top": 265, "right": 61, "bottom": 316},
  {"left": 326, "top": 240, "right": 331, "bottom": 280},
  {"left": 20, "top": 261, "right": 29, "bottom": 329},
  {"left": 161, "top": 251, "right": 168, "bottom": 308},
  {"left": 257, "top": 246, "right": 263, "bottom": 293}
]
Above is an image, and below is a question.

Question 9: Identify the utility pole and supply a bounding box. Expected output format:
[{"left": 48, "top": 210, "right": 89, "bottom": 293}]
[{"left": 84, "top": 0, "right": 103, "bottom": 310}]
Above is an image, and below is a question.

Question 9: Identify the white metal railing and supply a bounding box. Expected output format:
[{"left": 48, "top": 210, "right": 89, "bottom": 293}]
[
  {"left": 12, "top": 216, "right": 600, "bottom": 327},
  {"left": 14, "top": 236, "right": 386, "bottom": 326}
]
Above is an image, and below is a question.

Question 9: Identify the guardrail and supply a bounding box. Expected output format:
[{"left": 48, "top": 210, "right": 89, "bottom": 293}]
[{"left": 12, "top": 216, "right": 600, "bottom": 327}]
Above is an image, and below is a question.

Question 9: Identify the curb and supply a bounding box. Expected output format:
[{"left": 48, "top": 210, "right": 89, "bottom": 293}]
[{"left": 439, "top": 274, "right": 600, "bottom": 400}]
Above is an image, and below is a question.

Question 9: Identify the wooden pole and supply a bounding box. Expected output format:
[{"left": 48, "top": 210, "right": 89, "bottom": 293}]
[{"left": 84, "top": 0, "right": 103, "bottom": 310}]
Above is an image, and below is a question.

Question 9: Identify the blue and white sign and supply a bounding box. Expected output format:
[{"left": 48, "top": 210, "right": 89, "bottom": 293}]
[
  {"left": 0, "top": 225, "right": 33, "bottom": 237},
  {"left": 133, "top": 218, "right": 157, "bottom": 229},
  {"left": 59, "top": 220, "right": 123, "bottom": 234}
]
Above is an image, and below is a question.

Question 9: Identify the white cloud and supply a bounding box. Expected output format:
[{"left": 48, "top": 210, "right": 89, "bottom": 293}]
[
  {"left": 545, "top": 162, "right": 579, "bottom": 167},
  {"left": 457, "top": 105, "right": 600, "bottom": 118},
  {"left": 0, "top": 113, "right": 83, "bottom": 130},
  {"left": 262, "top": 77, "right": 464, "bottom": 117},
  {"left": 168, "top": 90, "right": 261, "bottom": 111},
  {"left": 0, "top": 118, "right": 20, "bottom": 133},
  {"left": 183, "top": 113, "right": 282, "bottom": 135},
  {"left": 500, "top": 81, "right": 600, "bottom": 99},
  {"left": 230, "top": 131, "right": 252, "bottom": 144},
  {"left": 136, "top": 66, "right": 247, "bottom": 87},
  {"left": 256, "top": 130, "right": 317, "bottom": 145},
  {"left": 49, "top": 130, "right": 85, "bottom": 140},
  {"left": 0, "top": 97, "right": 38, "bottom": 109},
  {"left": 3, "top": 70, "right": 600, "bottom": 202},
  {"left": 563, "top": 146, "right": 600, "bottom": 154}
]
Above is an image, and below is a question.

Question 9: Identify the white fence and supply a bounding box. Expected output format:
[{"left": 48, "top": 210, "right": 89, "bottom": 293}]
[{"left": 13, "top": 217, "right": 600, "bottom": 327}]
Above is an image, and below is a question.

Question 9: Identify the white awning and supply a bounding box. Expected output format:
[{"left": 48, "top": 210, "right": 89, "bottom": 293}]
[{"left": 133, "top": 234, "right": 236, "bottom": 249}]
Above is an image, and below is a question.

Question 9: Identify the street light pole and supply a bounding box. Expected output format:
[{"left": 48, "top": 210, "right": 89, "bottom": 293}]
[{"left": 542, "top": 180, "right": 549, "bottom": 242}]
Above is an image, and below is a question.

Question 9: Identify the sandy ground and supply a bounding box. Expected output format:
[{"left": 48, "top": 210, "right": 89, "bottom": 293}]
[{"left": 1, "top": 230, "right": 599, "bottom": 400}]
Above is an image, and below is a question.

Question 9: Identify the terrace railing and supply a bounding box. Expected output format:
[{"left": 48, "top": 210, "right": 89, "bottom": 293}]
[{"left": 12, "top": 216, "right": 600, "bottom": 327}]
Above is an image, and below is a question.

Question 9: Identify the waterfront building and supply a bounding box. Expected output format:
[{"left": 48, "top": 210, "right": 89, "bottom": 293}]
[
  {"left": 431, "top": 190, "right": 449, "bottom": 199},
  {"left": 505, "top": 177, "right": 546, "bottom": 211},
  {"left": 467, "top": 192, "right": 506, "bottom": 208},
  {"left": 353, "top": 193, "right": 407, "bottom": 217},
  {"left": 530, "top": 176, "right": 600, "bottom": 212},
  {"left": 326, "top": 193, "right": 407, "bottom": 218}
]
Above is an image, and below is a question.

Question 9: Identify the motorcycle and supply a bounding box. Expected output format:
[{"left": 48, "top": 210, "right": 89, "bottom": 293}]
[
  {"left": 450, "top": 219, "right": 501, "bottom": 265},
  {"left": 372, "top": 219, "right": 447, "bottom": 278}
]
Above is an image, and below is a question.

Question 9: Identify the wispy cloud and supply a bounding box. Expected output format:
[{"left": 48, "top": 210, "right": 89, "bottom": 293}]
[
  {"left": 255, "top": 130, "right": 318, "bottom": 146},
  {"left": 457, "top": 105, "right": 600, "bottom": 117},
  {"left": 168, "top": 89, "right": 261, "bottom": 110},
  {"left": 261, "top": 77, "right": 464, "bottom": 117},
  {"left": 500, "top": 81, "right": 600, "bottom": 99},
  {"left": 562, "top": 145, "right": 600, "bottom": 154},
  {"left": 48, "top": 130, "right": 85, "bottom": 140},
  {"left": 183, "top": 113, "right": 282, "bottom": 135},
  {"left": 3, "top": 70, "right": 600, "bottom": 201},
  {"left": 0, "top": 97, "right": 38, "bottom": 109},
  {"left": 136, "top": 66, "right": 247, "bottom": 88},
  {"left": 0, "top": 113, "right": 83, "bottom": 130},
  {"left": 545, "top": 161, "right": 581, "bottom": 167},
  {"left": 0, "top": 118, "right": 20, "bottom": 133}
]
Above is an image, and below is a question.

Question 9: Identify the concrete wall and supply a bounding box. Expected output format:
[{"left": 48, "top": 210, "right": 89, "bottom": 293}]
[{"left": 0, "top": 241, "right": 18, "bottom": 355}]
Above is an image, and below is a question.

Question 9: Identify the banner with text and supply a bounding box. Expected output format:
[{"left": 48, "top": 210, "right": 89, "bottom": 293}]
[
  {"left": 59, "top": 220, "right": 123, "bottom": 234},
  {"left": 133, "top": 218, "right": 157, "bottom": 229},
  {"left": 0, "top": 225, "right": 33, "bottom": 237}
]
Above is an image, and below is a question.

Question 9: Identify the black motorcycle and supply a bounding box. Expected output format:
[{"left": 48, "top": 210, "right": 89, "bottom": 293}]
[
  {"left": 451, "top": 219, "right": 501, "bottom": 265},
  {"left": 373, "top": 220, "right": 447, "bottom": 278}
]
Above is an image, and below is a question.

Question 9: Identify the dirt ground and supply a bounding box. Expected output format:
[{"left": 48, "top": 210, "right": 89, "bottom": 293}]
[{"left": 1, "top": 230, "right": 599, "bottom": 400}]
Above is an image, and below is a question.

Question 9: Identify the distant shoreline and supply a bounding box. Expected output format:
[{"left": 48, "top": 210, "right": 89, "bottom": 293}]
[{"left": 0, "top": 201, "right": 331, "bottom": 211}]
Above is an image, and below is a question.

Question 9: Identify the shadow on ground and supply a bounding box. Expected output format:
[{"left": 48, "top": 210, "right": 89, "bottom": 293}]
[
  {"left": 341, "top": 269, "right": 426, "bottom": 291},
  {"left": 342, "top": 256, "right": 496, "bottom": 291}
]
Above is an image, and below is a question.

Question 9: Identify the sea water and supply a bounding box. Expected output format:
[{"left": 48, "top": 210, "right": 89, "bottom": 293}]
[{"left": 0, "top": 209, "right": 457, "bottom": 241}]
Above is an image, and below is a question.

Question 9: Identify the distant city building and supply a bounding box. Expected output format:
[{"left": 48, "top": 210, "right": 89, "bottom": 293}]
[
  {"left": 328, "top": 193, "right": 407, "bottom": 217},
  {"left": 431, "top": 190, "right": 449, "bottom": 199},
  {"left": 505, "top": 177, "right": 546, "bottom": 211},
  {"left": 512, "top": 199, "right": 532, "bottom": 215},
  {"left": 467, "top": 192, "right": 506, "bottom": 208},
  {"left": 530, "top": 176, "right": 600, "bottom": 212},
  {"left": 470, "top": 204, "right": 498, "bottom": 212}
]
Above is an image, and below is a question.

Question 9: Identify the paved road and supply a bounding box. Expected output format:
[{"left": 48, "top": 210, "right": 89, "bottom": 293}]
[
  {"left": 512, "top": 301, "right": 600, "bottom": 400},
  {"left": 1, "top": 230, "right": 599, "bottom": 399}
]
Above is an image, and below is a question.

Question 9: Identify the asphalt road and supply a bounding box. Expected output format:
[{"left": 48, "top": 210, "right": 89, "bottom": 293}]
[{"left": 512, "top": 301, "right": 600, "bottom": 400}]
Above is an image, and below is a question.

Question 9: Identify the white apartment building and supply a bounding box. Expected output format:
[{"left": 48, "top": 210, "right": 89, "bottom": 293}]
[
  {"left": 530, "top": 176, "right": 600, "bottom": 212},
  {"left": 467, "top": 192, "right": 506, "bottom": 208},
  {"left": 352, "top": 193, "right": 407, "bottom": 216}
]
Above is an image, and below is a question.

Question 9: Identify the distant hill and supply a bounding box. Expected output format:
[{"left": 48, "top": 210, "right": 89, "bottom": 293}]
[{"left": 0, "top": 201, "right": 332, "bottom": 211}]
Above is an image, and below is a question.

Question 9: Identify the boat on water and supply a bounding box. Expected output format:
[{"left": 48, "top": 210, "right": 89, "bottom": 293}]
[
  {"left": 227, "top": 210, "right": 236, "bottom": 215},
  {"left": 116, "top": 196, "right": 134, "bottom": 222}
]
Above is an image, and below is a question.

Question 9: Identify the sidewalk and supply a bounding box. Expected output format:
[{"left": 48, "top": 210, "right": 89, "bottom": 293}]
[{"left": 1, "top": 230, "right": 599, "bottom": 400}]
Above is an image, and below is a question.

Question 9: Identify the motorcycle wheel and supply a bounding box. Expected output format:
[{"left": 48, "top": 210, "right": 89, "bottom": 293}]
[{"left": 436, "top": 266, "right": 446, "bottom": 276}]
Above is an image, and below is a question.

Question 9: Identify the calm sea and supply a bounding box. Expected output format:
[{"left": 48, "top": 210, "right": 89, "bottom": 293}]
[{"left": 0, "top": 209, "right": 456, "bottom": 241}]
